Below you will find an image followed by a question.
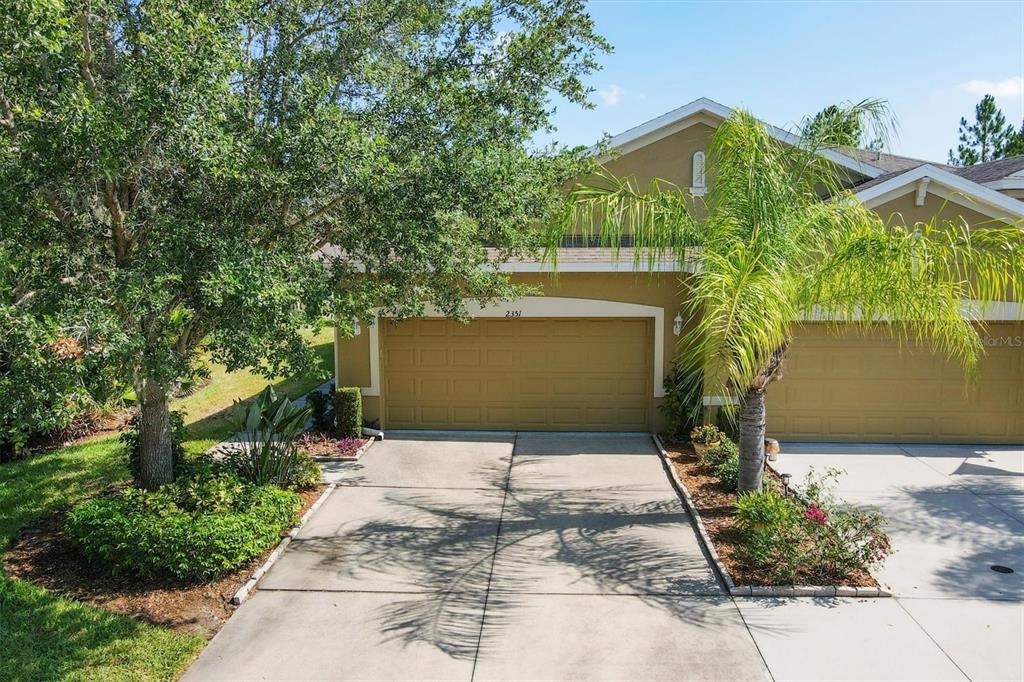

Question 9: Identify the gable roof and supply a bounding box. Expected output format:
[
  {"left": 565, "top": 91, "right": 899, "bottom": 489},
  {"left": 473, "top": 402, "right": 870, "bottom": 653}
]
[
  {"left": 591, "top": 97, "right": 888, "bottom": 179},
  {"left": 853, "top": 163, "right": 1024, "bottom": 219},
  {"left": 955, "top": 155, "right": 1024, "bottom": 185}
]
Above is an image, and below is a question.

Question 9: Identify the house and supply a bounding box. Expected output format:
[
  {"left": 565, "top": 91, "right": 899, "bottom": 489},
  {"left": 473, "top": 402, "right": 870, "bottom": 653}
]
[{"left": 334, "top": 98, "right": 1024, "bottom": 443}]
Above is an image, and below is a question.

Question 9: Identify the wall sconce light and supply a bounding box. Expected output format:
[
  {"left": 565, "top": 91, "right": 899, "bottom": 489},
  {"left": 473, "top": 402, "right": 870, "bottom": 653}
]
[
  {"left": 352, "top": 318, "right": 362, "bottom": 336},
  {"left": 673, "top": 313, "right": 683, "bottom": 336}
]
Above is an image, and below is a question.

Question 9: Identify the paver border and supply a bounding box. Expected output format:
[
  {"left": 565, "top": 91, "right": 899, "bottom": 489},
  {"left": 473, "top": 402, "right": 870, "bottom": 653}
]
[
  {"left": 651, "top": 433, "right": 892, "bottom": 598},
  {"left": 231, "top": 481, "right": 338, "bottom": 605}
]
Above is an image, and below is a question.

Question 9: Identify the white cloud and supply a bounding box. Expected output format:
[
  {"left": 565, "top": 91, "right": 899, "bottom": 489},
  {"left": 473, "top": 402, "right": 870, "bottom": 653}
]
[
  {"left": 597, "top": 84, "right": 624, "bottom": 107},
  {"left": 959, "top": 77, "right": 1024, "bottom": 97}
]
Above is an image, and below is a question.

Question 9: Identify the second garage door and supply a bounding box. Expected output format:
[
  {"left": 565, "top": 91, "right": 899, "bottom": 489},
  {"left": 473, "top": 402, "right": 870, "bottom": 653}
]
[
  {"left": 381, "top": 317, "right": 653, "bottom": 430},
  {"left": 767, "top": 322, "right": 1024, "bottom": 443}
]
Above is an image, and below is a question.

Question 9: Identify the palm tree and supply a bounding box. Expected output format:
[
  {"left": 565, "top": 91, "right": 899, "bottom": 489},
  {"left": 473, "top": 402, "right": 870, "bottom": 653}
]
[{"left": 550, "top": 102, "right": 1024, "bottom": 492}]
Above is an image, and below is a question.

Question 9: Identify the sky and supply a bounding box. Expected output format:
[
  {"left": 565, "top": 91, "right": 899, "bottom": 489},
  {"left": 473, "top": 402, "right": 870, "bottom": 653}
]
[{"left": 539, "top": 0, "right": 1024, "bottom": 162}]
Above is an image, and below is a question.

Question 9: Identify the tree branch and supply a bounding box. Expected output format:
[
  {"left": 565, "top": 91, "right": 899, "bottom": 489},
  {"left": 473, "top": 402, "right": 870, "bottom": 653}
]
[
  {"left": 104, "top": 181, "right": 130, "bottom": 262},
  {"left": 287, "top": 195, "right": 345, "bottom": 231},
  {"left": 78, "top": 11, "right": 99, "bottom": 94},
  {"left": 0, "top": 90, "right": 14, "bottom": 131}
]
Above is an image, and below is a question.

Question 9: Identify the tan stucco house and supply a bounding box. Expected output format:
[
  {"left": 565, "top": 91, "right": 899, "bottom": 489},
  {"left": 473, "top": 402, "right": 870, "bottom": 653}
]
[{"left": 334, "top": 98, "right": 1024, "bottom": 443}]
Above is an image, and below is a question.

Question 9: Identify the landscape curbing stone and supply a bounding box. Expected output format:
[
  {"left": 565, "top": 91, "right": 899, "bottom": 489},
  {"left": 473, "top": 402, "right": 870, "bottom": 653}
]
[
  {"left": 652, "top": 434, "right": 892, "bottom": 599},
  {"left": 231, "top": 481, "right": 338, "bottom": 605}
]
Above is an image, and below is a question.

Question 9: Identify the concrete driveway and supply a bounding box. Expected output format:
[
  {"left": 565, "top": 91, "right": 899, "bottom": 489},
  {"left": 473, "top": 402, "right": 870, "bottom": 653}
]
[
  {"left": 741, "top": 442, "right": 1024, "bottom": 682},
  {"left": 184, "top": 432, "right": 770, "bottom": 681}
]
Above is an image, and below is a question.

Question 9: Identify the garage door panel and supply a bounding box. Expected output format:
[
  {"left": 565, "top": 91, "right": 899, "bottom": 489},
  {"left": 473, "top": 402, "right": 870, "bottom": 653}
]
[
  {"left": 452, "top": 349, "right": 481, "bottom": 367},
  {"left": 382, "top": 317, "right": 653, "bottom": 431},
  {"left": 768, "top": 324, "right": 1024, "bottom": 443}
]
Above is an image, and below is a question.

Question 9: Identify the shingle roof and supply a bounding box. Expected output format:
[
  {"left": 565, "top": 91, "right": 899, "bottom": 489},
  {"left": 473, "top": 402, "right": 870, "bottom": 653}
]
[
  {"left": 848, "top": 154, "right": 1024, "bottom": 193},
  {"left": 839, "top": 147, "right": 942, "bottom": 174},
  {"left": 954, "top": 155, "right": 1024, "bottom": 183}
]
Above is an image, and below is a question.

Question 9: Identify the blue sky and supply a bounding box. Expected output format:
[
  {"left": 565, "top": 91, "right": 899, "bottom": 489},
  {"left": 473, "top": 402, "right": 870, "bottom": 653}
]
[{"left": 540, "top": 0, "right": 1024, "bottom": 162}]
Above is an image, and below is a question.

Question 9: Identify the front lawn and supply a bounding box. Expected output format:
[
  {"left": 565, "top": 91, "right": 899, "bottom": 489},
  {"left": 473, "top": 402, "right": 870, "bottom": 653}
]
[{"left": 0, "top": 328, "right": 334, "bottom": 681}]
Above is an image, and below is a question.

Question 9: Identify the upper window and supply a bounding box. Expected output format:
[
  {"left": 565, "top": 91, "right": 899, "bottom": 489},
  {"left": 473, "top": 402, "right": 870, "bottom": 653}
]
[{"left": 691, "top": 151, "right": 706, "bottom": 196}]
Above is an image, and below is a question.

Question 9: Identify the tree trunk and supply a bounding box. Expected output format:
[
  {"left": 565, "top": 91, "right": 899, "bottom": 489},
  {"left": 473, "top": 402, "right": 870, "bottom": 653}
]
[
  {"left": 737, "top": 387, "right": 767, "bottom": 492},
  {"left": 136, "top": 379, "right": 175, "bottom": 490}
]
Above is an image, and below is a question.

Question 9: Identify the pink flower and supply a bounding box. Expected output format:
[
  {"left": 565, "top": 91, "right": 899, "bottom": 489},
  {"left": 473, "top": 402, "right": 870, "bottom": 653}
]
[{"left": 804, "top": 505, "right": 828, "bottom": 525}]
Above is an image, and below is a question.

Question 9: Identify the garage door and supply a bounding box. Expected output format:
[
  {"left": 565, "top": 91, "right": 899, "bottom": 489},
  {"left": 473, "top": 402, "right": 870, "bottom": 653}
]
[
  {"left": 767, "top": 323, "right": 1024, "bottom": 443},
  {"left": 381, "top": 317, "right": 653, "bottom": 430}
]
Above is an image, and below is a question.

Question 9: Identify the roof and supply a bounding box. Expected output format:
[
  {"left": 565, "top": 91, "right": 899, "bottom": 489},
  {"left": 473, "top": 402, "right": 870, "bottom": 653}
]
[
  {"left": 954, "top": 155, "right": 1024, "bottom": 183},
  {"left": 852, "top": 164, "right": 1024, "bottom": 219},
  {"left": 592, "top": 97, "right": 888, "bottom": 180},
  {"left": 840, "top": 147, "right": 946, "bottom": 174}
]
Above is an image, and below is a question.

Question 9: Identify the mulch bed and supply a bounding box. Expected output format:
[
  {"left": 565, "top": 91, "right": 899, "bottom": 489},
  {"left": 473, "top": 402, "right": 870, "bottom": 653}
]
[
  {"left": 2, "top": 484, "right": 327, "bottom": 639},
  {"left": 661, "top": 440, "right": 877, "bottom": 588}
]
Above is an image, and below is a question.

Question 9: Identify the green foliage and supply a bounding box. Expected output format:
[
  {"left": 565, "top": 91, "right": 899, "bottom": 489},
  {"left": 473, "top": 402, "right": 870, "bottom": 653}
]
[
  {"left": 735, "top": 470, "right": 892, "bottom": 583},
  {"left": 700, "top": 436, "right": 740, "bottom": 491},
  {"left": 227, "top": 386, "right": 311, "bottom": 488},
  {"left": 307, "top": 389, "right": 335, "bottom": 432},
  {"left": 121, "top": 410, "right": 188, "bottom": 483},
  {"left": 689, "top": 424, "right": 723, "bottom": 445},
  {"left": 289, "top": 453, "right": 324, "bottom": 492},
  {"left": 0, "top": 0, "right": 607, "bottom": 487},
  {"left": 735, "top": 486, "right": 806, "bottom": 582},
  {"left": 804, "top": 99, "right": 890, "bottom": 149},
  {"left": 699, "top": 437, "right": 738, "bottom": 467},
  {"left": 711, "top": 452, "right": 740, "bottom": 491},
  {"left": 661, "top": 362, "right": 703, "bottom": 438},
  {"left": 949, "top": 94, "right": 1018, "bottom": 166},
  {"left": 0, "top": 575, "right": 204, "bottom": 682},
  {"left": 335, "top": 387, "right": 362, "bottom": 439},
  {"left": 0, "top": 303, "right": 87, "bottom": 460},
  {"left": 65, "top": 474, "right": 300, "bottom": 581}
]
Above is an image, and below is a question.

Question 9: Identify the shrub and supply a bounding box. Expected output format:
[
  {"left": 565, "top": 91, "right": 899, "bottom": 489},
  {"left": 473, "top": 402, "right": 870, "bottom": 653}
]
[
  {"left": 689, "top": 424, "right": 722, "bottom": 445},
  {"left": 121, "top": 409, "right": 188, "bottom": 482},
  {"left": 289, "top": 453, "right": 324, "bottom": 491},
  {"left": 800, "top": 468, "right": 892, "bottom": 576},
  {"left": 699, "top": 437, "right": 737, "bottom": 467},
  {"left": 711, "top": 452, "right": 740, "bottom": 491},
  {"left": 661, "top": 363, "right": 702, "bottom": 439},
  {"left": 228, "top": 386, "right": 311, "bottom": 488},
  {"left": 736, "top": 486, "right": 806, "bottom": 582},
  {"left": 734, "top": 469, "right": 892, "bottom": 583},
  {"left": 307, "top": 388, "right": 335, "bottom": 432},
  {"left": 65, "top": 474, "right": 301, "bottom": 580},
  {"left": 335, "top": 387, "right": 362, "bottom": 438}
]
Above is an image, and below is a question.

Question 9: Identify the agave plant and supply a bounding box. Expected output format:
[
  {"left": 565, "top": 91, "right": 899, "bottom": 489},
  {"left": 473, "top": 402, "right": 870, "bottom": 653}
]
[
  {"left": 551, "top": 100, "right": 1024, "bottom": 492},
  {"left": 229, "top": 385, "right": 312, "bottom": 487}
]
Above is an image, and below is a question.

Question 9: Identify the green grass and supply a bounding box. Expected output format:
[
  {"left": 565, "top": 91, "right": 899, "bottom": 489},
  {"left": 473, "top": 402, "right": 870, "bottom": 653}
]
[
  {"left": 0, "top": 328, "right": 335, "bottom": 681},
  {"left": 0, "top": 578, "right": 204, "bottom": 682}
]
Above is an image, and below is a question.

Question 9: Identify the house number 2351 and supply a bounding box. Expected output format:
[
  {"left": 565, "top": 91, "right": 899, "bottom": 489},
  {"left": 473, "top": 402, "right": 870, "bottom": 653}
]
[{"left": 505, "top": 310, "right": 522, "bottom": 318}]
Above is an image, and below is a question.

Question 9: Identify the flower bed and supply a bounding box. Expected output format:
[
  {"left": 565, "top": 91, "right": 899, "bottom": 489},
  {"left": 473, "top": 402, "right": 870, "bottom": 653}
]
[
  {"left": 657, "top": 432, "right": 892, "bottom": 597},
  {"left": 297, "top": 431, "right": 373, "bottom": 461}
]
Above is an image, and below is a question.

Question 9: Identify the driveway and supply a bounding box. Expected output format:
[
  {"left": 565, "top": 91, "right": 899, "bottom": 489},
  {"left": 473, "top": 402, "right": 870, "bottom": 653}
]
[
  {"left": 184, "top": 432, "right": 770, "bottom": 681},
  {"left": 740, "top": 442, "right": 1024, "bottom": 682}
]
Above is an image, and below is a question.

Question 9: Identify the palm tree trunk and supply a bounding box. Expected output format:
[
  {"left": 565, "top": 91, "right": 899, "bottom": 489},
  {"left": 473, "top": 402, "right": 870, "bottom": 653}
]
[
  {"left": 737, "top": 387, "right": 767, "bottom": 492},
  {"left": 136, "top": 378, "right": 175, "bottom": 490}
]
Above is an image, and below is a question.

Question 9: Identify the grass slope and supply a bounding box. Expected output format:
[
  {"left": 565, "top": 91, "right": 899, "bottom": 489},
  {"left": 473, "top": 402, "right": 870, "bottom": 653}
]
[{"left": 0, "top": 329, "right": 334, "bottom": 681}]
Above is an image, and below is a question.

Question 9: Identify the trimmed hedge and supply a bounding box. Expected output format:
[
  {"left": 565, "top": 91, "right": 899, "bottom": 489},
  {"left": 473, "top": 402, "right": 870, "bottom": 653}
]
[
  {"left": 335, "top": 387, "right": 362, "bottom": 438},
  {"left": 65, "top": 474, "right": 301, "bottom": 581}
]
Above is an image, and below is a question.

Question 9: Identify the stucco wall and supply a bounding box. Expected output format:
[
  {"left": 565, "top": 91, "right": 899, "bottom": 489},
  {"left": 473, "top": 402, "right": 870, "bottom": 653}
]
[
  {"left": 335, "top": 272, "right": 693, "bottom": 431},
  {"left": 871, "top": 189, "right": 1013, "bottom": 228}
]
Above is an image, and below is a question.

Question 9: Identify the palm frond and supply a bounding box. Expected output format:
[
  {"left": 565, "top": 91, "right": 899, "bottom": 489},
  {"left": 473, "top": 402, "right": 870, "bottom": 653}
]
[{"left": 547, "top": 169, "right": 700, "bottom": 270}]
